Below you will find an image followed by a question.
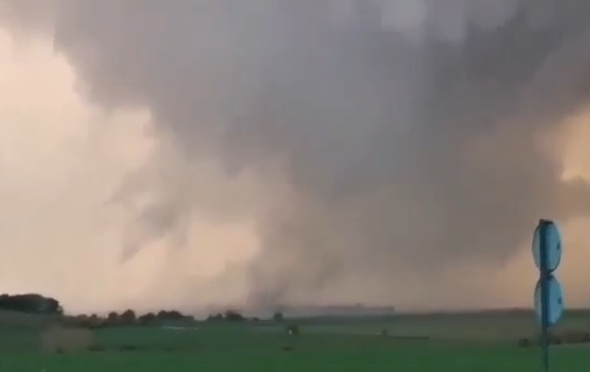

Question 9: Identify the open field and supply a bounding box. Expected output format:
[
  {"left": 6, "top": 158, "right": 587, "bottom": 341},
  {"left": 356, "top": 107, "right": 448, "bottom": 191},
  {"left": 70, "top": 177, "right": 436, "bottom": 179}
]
[{"left": 1, "top": 309, "right": 590, "bottom": 372}]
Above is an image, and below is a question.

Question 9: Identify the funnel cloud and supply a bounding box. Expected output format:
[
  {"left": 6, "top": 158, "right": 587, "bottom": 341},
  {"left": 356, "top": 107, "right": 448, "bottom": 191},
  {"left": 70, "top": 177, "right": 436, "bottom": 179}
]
[{"left": 1, "top": 0, "right": 590, "bottom": 313}]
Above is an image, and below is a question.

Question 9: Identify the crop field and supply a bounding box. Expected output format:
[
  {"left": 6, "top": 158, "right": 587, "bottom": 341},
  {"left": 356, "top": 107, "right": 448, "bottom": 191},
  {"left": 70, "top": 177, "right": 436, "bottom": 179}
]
[{"left": 1, "top": 310, "right": 589, "bottom": 372}]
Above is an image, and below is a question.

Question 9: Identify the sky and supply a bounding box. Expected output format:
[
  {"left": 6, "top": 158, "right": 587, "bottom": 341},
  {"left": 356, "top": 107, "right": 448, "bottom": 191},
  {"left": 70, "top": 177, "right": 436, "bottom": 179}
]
[
  {"left": 0, "top": 27, "right": 263, "bottom": 315},
  {"left": 1, "top": 0, "right": 590, "bottom": 316}
]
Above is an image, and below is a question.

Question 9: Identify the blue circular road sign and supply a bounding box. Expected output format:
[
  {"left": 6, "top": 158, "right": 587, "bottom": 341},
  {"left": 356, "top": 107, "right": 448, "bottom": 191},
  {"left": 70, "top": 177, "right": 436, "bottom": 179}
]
[
  {"left": 532, "top": 220, "right": 562, "bottom": 272},
  {"left": 534, "top": 275, "right": 564, "bottom": 326}
]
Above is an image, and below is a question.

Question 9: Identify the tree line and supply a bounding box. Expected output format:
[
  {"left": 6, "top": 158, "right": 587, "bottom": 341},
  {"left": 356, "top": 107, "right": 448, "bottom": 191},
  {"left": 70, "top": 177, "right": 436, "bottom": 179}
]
[
  {"left": 0, "top": 293, "right": 285, "bottom": 327},
  {"left": 0, "top": 293, "right": 62, "bottom": 314}
]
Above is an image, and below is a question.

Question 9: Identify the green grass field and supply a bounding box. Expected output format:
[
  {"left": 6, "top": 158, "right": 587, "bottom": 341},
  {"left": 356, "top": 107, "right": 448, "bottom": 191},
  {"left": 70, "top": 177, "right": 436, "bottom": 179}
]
[{"left": 1, "top": 310, "right": 589, "bottom": 372}]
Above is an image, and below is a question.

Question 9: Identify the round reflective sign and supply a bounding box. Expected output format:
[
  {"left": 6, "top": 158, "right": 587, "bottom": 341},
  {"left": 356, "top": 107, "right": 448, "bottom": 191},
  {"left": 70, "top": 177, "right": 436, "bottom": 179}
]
[
  {"left": 534, "top": 275, "right": 564, "bottom": 326},
  {"left": 532, "top": 219, "right": 562, "bottom": 272}
]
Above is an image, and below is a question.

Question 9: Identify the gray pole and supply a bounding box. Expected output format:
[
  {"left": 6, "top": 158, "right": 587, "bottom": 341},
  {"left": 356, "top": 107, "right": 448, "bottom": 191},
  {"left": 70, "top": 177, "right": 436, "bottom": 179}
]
[{"left": 539, "top": 219, "right": 550, "bottom": 372}]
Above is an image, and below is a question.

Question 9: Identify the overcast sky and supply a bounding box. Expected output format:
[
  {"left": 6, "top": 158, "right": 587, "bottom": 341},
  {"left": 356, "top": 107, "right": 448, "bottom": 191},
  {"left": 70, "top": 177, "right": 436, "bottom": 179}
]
[{"left": 1, "top": 0, "right": 590, "bottom": 316}]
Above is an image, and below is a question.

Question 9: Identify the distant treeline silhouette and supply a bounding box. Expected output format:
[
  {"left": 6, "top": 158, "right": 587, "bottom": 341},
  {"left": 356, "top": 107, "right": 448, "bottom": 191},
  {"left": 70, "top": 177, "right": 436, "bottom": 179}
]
[
  {"left": 0, "top": 293, "right": 282, "bottom": 327},
  {"left": 0, "top": 293, "right": 62, "bottom": 314},
  {"left": 67, "top": 309, "right": 267, "bottom": 328}
]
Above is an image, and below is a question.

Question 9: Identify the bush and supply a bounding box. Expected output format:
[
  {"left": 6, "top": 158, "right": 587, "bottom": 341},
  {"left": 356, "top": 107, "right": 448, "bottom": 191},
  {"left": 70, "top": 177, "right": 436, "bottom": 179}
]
[
  {"left": 529, "top": 333, "right": 560, "bottom": 346},
  {"left": 522, "top": 330, "right": 590, "bottom": 347},
  {"left": 286, "top": 324, "right": 300, "bottom": 335},
  {"left": 560, "top": 330, "right": 590, "bottom": 344}
]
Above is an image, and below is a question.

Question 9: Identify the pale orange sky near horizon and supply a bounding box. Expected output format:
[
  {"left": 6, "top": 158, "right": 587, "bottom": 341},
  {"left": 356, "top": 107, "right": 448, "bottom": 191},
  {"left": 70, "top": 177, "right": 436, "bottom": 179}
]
[
  {"left": 0, "top": 28, "right": 262, "bottom": 315},
  {"left": 1, "top": 25, "right": 590, "bottom": 315}
]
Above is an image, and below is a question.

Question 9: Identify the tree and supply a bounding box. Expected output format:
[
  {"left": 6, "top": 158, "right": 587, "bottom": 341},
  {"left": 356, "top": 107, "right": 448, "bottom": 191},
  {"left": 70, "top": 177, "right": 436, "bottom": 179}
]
[
  {"left": 138, "top": 312, "right": 157, "bottom": 326},
  {"left": 87, "top": 314, "right": 102, "bottom": 328},
  {"left": 156, "top": 310, "right": 185, "bottom": 321},
  {"left": 0, "top": 293, "right": 63, "bottom": 314},
  {"left": 121, "top": 309, "right": 137, "bottom": 324},
  {"left": 224, "top": 310, "right": 246, "bottom": 322},
  {"left": 206, "top": 313, "right": 224, "bottom": 322},
  {"left": 106, "top": 311, "right": 120, "bottom": 326},
  {"left": 273, "top": 311, "right": 284, "bottom": 323}
]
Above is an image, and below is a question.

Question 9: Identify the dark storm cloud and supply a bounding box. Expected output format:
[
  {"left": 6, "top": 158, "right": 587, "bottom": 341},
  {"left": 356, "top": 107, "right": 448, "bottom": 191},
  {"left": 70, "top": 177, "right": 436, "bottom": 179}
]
[{"left": 3, "top": 0, "right": 590, "bottom": 309}]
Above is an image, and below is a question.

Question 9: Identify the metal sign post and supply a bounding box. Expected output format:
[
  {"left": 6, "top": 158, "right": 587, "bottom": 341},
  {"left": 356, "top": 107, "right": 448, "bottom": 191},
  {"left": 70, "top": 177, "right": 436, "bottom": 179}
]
[
  {"left": 540, "top": 228, "right": 550, "bottom": 372},
  {"left": 532, "top": 219, "right": 564, "bottom": 372}
]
